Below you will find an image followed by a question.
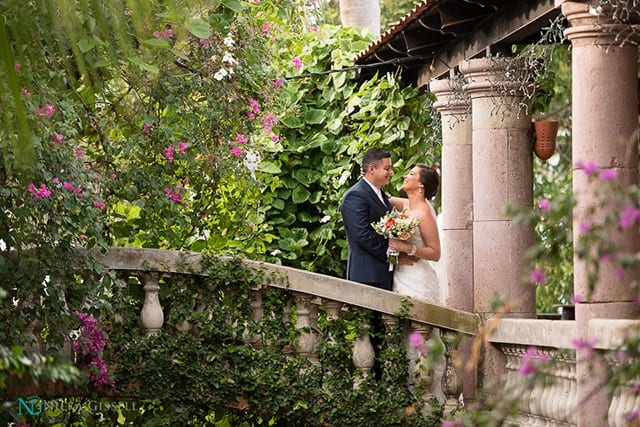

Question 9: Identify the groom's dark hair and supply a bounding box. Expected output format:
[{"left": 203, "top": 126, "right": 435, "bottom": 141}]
[{"left": 361, "top": 148, "right": 391, "bottom": 175}]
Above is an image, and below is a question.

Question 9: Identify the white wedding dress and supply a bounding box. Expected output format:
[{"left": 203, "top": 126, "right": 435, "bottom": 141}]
[
  {"left": 392, "top": 226, "right": 440, "bottom": 303},
  {"left": 392, "top": 207, "right": 445, "bottom": 406}
]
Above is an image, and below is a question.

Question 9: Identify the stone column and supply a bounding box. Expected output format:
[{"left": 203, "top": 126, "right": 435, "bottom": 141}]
[
  {"left": 429, "top": 76, "right": 475, "bottom": 398},
  {"left": 429, "top": 77, "right": 473, "bottom": 312},
  {"left": 562, "top": 2, "right": 640, "bottom": 425},
  {"left": 459, "top": 57, "right": 536, "bottom": 384}
]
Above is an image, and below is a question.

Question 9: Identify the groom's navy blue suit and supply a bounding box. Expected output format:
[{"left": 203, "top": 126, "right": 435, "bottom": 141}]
[{"left": 341, "top": 178, "right": 393, "bottom": 290}]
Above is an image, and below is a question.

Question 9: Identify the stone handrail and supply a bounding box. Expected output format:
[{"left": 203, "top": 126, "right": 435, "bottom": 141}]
[
  {"left": 489, "top": 318, "right": 640, "bottom": 427},
  {"left": 85, "top": 247, "right": 481, "bottom": 336}
]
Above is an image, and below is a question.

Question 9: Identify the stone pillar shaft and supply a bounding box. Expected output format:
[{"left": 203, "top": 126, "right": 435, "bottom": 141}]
[
  {"left": 459, "top": 57, "right": 536, "bottom": 319},
  {"left": 430, "top": 77, "right": 476, "bottom": 399},
  {"left": 563, "top": 2, "right": 640, "bottom": 426},
  {"left": 459, "top": 57, "right": 535, "bottom": 389}
]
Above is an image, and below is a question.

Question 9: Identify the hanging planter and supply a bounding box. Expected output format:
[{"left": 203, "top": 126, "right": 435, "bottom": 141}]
[{"left": 532, "top": 120, "right": 559, "bottom": 161}]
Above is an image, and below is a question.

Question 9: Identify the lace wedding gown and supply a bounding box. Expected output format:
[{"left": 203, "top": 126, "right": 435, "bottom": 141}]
[
  {"left": 392, "top": 219, "right": 445, "bottom": 405},
  {"left": 392, "top": 228, "right": 440, "bottom": 303}
]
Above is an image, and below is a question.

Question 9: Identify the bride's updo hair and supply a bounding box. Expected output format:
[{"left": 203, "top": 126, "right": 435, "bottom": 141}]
[{"left": 415, "top": 164, "right": 439, "bottom": 200}]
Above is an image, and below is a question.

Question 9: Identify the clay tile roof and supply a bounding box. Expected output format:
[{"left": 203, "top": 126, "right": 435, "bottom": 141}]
[{"left": 354, "top": 0, "right": 561, "bottom": 81}]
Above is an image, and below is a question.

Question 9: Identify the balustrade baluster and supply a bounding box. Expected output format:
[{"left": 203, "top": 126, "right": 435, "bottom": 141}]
[
  {"left": 294, "top": 294, "right": 318, "bottom": 365},
  {"left": 140, "top": 272, "right": 164, "bottom": 336},
  {"left": 352, "top": 321, "right": 375, "bottom": 388},
  {"left": 441, "top": 329, "right": 463, "bottom": 415}
]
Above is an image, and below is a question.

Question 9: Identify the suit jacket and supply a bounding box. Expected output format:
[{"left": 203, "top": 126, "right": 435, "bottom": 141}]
[{"left": 340, "top": 179, "right": 393, "bottom": 290}]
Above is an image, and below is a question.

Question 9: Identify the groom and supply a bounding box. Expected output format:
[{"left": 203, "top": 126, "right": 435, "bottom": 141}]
[{"left": 340, "top": 148, "right": 394, "bottom": 290}]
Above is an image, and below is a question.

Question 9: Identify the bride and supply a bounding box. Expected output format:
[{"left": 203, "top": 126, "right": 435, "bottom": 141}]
[
  {"left": 388, "top": 163, "right": 445, "bottom": 405},
  {"left": 388, "top": 164, "right": 441, "bottom": 302}
]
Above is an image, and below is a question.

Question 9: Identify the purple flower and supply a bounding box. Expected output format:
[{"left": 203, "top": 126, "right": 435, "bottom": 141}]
[
  {"left": 52, "top": 133, "right": 64, "bottom": 144},
  {"left": 599, "top": 168, "right": 618, "bottom": 181},
  {"left": 292, "top": 57, "right": 303, "bottom": 69},
  {"left": 578, "top": 222, "right": 591, "bottom": 234},
  {"left": 519, "top": 346, "right": 549, "bottom": 376},
  {"left": 528, "top": 268, "right": 547, "bottom": 284},
  {"left": 37, "top": 104, "right": 55, "bottom": 119},
  {"left": 164, "top": 145, "right": 176, "bottom": 162},
  {"left": 576, "top": 160, "right": 598, "bottom": 176},
  {"left": 619, "top": 204, "right": 640, "bottom": 228},
  {"left": 538, "top": 197, "right": 551, "bottom": 212},
  {"left": 28, "top": 183, "right": 52, "bottom": 199}
]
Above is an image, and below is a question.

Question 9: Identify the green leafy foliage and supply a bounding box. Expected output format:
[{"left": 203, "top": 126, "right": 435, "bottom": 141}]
[{"left": 258, "top": 24, "right": 440, "bottom": 276}]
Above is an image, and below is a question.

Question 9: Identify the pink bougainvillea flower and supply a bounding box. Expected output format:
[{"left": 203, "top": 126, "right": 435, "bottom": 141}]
[
  {"left": 571, "top": 337, "right": 598, "bottom": 356},
  {"left": 199, "top": 38, "right": 211, "bottom": 50},
  {"left": 292, "top": 57, "right": 303, "bottom": 69},
  {"left": 626, "top": 411, "right": 640, "bottom": 422},
  {"left": 164, "top": 145, "right": 176, "bottom": 162},
  {"left": 262, "top": 112, "right": 277, "bottom": 128},
  {"left": 37, "top": 104, "right": 55, "bottom": 119},
  {"left": 538, "top": 197, "right": 551, "bottom": 212},
  {"left": 178, "top": 141, "right": 187, "bottom": 153},
  {"left": 236, "top": 134, "right": 248, "bottom": 144},
  {"left": 229, "top": 147, "right": 243, "bottom": 158},
  {"left": 153, "top": 28, "right": 174, "bottom": 40},
  {"left": 92, "top": 172, "right": 100, "bottom": 180},
  {"left": 21, "top": 88, "right": 31, "bottom": 97},
  {"left": 578, "top": 222, "right": 591, "bottom": 234},
  {"left": 164, "top": 187, "right": 183, "bottom": 203},
  {"left": 75, "top": 149, "right": 84, "bottom": 158},
  {"left": 619, "top": 204, "right": 640, "bottom": 228},
  {"left": 52, "top": 177, "right": 60, "bottom": 184},
  {"left": 570, "top": 294, "right": 584, "bottom": 303},
  {"left": 310, "top": 25, "right": 319, "bottom": 33},
  {"left": 271, "top": 134, "right": 280, "bottom": 142},
  {"left": 576, "top": 159, "right": 598, "bottom": 176},
  {"left": 528, "top": 268, "right": 547, "bottom": 285},
  {"left": 93, "top": 200, "right": 106, "bottom": 209},
  {"left": 249, "top": 98, "right": 260, "bottom": 113},
  {"left": 79, "top": 234, "right": 88, "bottom": 240},
  {"left": 599, "top": 168, "right": 618, "bottom": 181},
  {"left": 408, "top": 331, "right": 423, "bottom": 348},
  {"left": 28, "top": 183, "right": 52, "bottom": 199},
  {"left": 273, "top": 78, "right": 284, "bottom": 88},
  {"left": 14, "top": 63, "right": 21, "bottom": 71},
  {"left": 519, "top": 346, "right": 549, "bottom": 376},
  {"left": 262, "top": 23, "right": 271, "bottom": 35},
  {"left": 52, "top": 133, "right": 64, "bottom": 144},
  {"left": 142, "top": 123, "right": 154, "bottom": 135}
]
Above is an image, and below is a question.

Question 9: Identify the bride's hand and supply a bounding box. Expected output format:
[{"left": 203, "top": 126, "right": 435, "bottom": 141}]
[{"left": 389, "top": 238, "right": 409, "bottom": 253}]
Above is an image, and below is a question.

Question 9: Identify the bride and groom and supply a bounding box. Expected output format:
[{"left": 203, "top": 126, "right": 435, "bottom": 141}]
[
  {"left": 340, "top": 148, "right": 441, "bottom": 302},
  {"left": 340, "top": 147, "right": 444, "bottom": 403}
]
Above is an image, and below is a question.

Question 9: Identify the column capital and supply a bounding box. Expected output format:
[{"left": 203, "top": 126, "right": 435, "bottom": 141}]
[
  {"left": 562, "top": 1, "right": 640, "bottom": 46},
  {"left": 429, "top": 77, "right": 470, "bottom": 116},
  {"left": 458, "top": 57, "right": 532, "bottom": 100}
]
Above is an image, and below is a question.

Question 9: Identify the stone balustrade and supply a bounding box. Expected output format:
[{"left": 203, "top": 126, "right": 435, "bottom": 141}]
[
  {"left": 45, "top": 248, "right": 636, "bottom": 424},
  {"left": 80, "top": 247, "right": 480, "bottom": 416},
  {"left": 490, "top": 318, "right": 640, "bottom": 426}
]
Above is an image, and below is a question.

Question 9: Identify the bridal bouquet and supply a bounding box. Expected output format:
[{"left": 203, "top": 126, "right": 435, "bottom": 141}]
[{"left": 371, "top": 208, "right": 421, "bottom": 271}]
